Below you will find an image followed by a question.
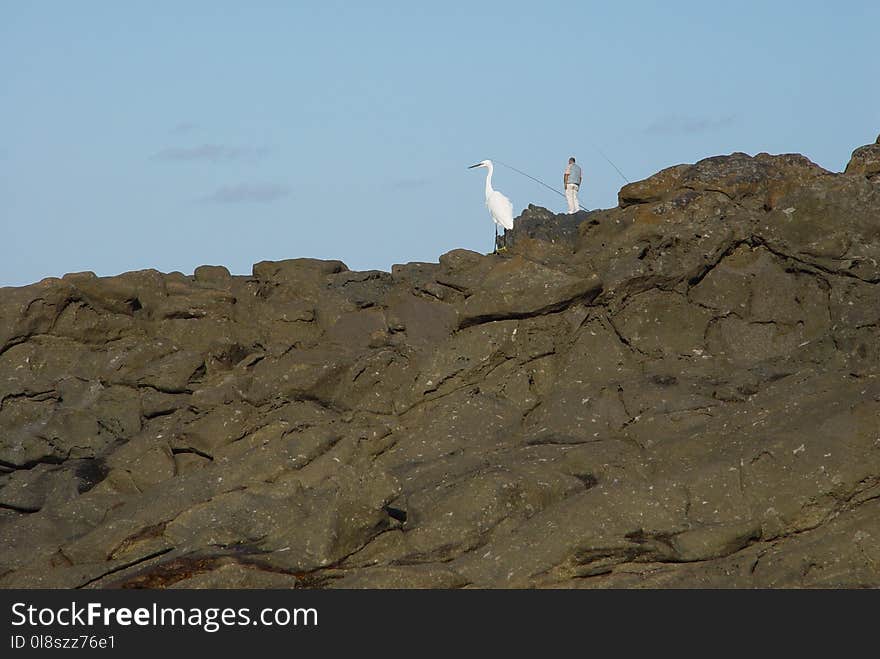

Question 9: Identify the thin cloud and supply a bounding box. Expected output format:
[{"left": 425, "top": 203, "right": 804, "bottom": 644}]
[
  {"left": 201, "top": 183, "right": 290, "bottom": 204},
  {"left": 390, "top": 177, "right": 431, "bottom": 189},
  {"left": 152, "top": 144, "right": 272, "bottom": 162},
  {"left": 645, "top": 114, "right": 738, "bottom": 135},
  {"left": 170, "top": 121, "right": 197, "bottom": 135}
]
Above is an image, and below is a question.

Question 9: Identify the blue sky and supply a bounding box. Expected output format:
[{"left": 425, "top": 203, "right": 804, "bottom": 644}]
[{"left": 2, "top": 1, "right": 878, "bottom": 287}]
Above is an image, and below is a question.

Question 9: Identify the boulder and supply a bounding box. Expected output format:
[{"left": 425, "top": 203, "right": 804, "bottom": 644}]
[{"left": 845, "top": 141, "right": 880, "bottom": 180}]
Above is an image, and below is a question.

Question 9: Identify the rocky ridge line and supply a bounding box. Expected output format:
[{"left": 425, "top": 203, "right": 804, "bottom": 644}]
[{"left": 0, "top": 136, "right": 878, "bottom": 588}]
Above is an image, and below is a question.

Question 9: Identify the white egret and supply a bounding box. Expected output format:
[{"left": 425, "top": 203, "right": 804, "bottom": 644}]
[{"left": 468, "top": 159, "right": 514, "bottom": 252}]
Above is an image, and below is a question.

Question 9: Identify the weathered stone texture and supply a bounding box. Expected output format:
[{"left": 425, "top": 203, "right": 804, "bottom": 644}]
[{"left": 1, "top": 138, "right": 878, "bottom": 588}]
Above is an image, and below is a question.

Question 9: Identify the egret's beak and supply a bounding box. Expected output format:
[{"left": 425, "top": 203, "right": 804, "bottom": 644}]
[{"left": 468, "top": 163, "right": 481, "bottom": 169}]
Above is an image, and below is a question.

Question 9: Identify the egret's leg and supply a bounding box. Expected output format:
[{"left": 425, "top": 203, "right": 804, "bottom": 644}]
[{"left": 494, "top": 225, "right": 499, "bottom": 253}]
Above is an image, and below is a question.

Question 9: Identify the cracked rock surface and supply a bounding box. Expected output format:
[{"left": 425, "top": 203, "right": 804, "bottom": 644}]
[{"left": 1, "top": 138, "right": 879, "bottom": 588}]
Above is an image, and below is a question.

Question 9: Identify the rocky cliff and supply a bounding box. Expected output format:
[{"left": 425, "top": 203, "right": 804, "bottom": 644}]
[{"left": 1, "top": 137, "right": 879, "bottom": 588}]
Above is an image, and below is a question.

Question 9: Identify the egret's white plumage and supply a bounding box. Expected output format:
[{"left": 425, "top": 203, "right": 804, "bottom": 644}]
[{"left": 468, "top": 159, "right": 514, "bottom": 233}]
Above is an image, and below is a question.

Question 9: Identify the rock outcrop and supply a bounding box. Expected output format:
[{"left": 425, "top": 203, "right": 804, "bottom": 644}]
[
  {"left": 1, "top": 137, "right": 878, "bottom": 588},
  {"left": 844, "top": 133, "right": 880, "bottom": 181}
]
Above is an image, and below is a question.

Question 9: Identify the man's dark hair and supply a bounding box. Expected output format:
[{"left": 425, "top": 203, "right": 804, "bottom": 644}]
[{"left": 569, "top": 157, "right": 576, "bottom": 163}]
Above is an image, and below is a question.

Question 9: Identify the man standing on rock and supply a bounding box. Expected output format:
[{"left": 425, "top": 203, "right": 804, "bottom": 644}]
[{"left": 564, "top": 157, "right": 582, "bottom": 214}]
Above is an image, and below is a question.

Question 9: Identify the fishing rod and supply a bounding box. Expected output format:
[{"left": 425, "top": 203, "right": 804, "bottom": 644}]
[
  {"left": 496, "top": 146, "right": 631, "bottom": 212},
  {"left": 494, "top": 160, "right": 589, "bottom": 212}
]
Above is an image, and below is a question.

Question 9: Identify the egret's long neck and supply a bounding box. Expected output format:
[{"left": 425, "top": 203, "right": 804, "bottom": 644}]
[{"left": 484, "top": 162, "right": 494, "bottom": 197}]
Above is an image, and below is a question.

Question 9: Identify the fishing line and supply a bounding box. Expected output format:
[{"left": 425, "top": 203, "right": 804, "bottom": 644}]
[{"left": 591, "top": 145, "right": 631, "bottom": 183}]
